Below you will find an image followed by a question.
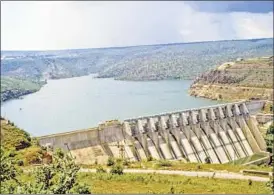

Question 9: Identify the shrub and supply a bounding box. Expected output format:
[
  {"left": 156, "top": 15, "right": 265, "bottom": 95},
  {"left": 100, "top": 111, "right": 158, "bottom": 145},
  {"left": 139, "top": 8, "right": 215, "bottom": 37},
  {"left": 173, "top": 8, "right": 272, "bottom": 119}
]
[
  {"left": 116, "top": 158, "right": 123, "bottom": 164},
  {"left": 71, "top": 184, "right": 91, "bottom": 194},
  {"left": 96, "top": 165, "right": 107, "bottom": 173},
  {"left": 147, "top": 155, "right": 153, "bottom": 162},
  {"left": 170, "top": 186, "right": 175, "bottom": 194},
  {"left": 17, "top": 160, "right": 24, "bottom": 166},
  {"left": 205, "top": 156, "right": 211, "bottom": 164},
  {"left": 266, "top": 178, "right": 274, "bottom": 193},
  {"left": 94, "top": 159, "right": 98, "bottom": 165},
  {"left": 110, "top": 164, "right": 124, "bottom": 175},
  {"left": 107, "top": 157, "right": 115, "bottom": 166},
  {"left": 157, "top": 160, "right": 172, "bottom": 167},
  {"left": 265, "top": 125, "right": 274, "bottom": 153},
  {"left": 248, "top": 179, "right": 252, "bottom": 186},
  {"left": 8, "top": 150, "right": 16, "bottom": 157},
  {"left": 1, "top": 147, "right": 91, "bottom": 194},
  {"left": 24, "top": 147, "right": 43, "bottom": 165},
  {"left": 123, "top": 159, "right": 130, "bottom": 166}
]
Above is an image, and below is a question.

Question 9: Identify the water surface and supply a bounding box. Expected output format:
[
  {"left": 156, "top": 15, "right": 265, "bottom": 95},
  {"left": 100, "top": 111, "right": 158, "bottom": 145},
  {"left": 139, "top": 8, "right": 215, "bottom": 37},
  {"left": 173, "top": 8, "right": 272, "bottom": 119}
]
[{"left": 1, "top": 75, "right": 220, "bottom": 136}]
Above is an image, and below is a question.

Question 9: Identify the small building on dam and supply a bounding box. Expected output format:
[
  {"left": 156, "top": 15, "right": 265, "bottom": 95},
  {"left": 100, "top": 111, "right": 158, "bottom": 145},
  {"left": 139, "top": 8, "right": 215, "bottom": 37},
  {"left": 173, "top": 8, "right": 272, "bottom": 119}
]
[{"left": 38, "top": 100, "right": 268, "bottom": 164}]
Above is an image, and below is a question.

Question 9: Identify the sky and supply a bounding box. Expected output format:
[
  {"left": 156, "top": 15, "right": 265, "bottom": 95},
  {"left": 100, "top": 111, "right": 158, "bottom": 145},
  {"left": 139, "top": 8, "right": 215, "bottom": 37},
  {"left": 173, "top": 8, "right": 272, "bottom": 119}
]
[{"left": 1, "top": 1, "right": 273, "bottom": 51}]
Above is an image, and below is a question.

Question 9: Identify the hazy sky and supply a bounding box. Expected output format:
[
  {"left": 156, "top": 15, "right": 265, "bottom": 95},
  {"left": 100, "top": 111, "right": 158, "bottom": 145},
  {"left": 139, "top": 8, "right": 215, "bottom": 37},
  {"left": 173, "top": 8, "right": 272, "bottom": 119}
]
[{"left": 1, "top": 1, "right": 273, "bottom": 51}]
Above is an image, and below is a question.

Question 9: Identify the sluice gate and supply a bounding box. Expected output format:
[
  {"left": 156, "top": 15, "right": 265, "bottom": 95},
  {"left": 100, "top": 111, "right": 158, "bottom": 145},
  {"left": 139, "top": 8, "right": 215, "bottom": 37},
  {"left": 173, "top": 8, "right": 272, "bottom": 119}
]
[{"left": 38, "top": 101, "right": 267, "bottom": 164}]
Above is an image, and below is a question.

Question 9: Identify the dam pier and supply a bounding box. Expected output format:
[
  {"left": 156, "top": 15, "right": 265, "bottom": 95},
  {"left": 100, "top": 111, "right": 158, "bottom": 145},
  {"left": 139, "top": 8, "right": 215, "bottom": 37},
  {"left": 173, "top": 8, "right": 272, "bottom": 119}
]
[{"left": 38, "top": 100, "right": 268, "bottom": 164}]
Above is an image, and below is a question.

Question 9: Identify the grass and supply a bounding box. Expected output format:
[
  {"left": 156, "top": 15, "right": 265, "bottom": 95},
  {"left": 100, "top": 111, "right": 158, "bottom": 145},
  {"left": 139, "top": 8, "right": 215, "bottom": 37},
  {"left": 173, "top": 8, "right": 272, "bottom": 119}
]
[
  {"left": 77, "top": 172, "right": 271, "bottom": 194},
  {"left": 1, "top": 119, "right": 31, "bottom": 150},
  {"left": 243, "top": 172, "right": 271, "bottom": 178},
  {"left": 80, "top": 158, "right": 272, "bottom": 173},
  {"left": 18, "top": 172, "right": 272, "bottom": 194},
  {"left": 227, "top": 153, "right": 269, "bottom": 165},
  {"left": 1, "top": 118, "right": 46, "bottom": 166},
  {"left": 259, "top": 123, "right": 272, "bottom": 139}
]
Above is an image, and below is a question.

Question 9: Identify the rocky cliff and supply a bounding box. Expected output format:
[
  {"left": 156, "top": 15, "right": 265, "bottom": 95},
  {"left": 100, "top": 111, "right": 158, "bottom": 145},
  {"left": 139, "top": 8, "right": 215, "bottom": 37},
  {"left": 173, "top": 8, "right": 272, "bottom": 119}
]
[{"left": 189, "top": 56, "right": 273, "bottom": 102}]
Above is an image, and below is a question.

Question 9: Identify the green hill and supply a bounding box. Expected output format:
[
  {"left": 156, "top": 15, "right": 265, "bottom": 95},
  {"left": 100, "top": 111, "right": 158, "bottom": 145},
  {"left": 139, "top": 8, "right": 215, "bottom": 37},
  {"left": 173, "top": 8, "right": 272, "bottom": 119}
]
[
  {"left": 1, "top": 77, "right": 45, "bottom": 102},
  {"left": 0, "top": 118, "right": 45, "bottom": 165}
]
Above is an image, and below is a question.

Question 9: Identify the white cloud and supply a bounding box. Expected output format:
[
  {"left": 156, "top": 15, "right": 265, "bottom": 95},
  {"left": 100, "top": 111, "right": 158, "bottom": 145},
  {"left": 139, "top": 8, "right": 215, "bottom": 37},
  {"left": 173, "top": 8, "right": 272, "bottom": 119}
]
[
  {"left": 1, "top": 1, "right": 273, "bottom": 50},
  {"left": 230, "top": 12, "right": 273, "bottom": 39}
]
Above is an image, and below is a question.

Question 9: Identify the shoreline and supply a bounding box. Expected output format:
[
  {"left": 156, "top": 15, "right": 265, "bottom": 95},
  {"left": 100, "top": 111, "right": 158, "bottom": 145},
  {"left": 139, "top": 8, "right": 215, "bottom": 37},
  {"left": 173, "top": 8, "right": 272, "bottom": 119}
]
[
  {"left": 1, "top": 89, "right": 41, "bottom": 104},
  {"left": 1, "top": 74, "right": 195, "bottom": 103},
  {"left": 189, "top": 83, "right": 273, "bottom": 103}
]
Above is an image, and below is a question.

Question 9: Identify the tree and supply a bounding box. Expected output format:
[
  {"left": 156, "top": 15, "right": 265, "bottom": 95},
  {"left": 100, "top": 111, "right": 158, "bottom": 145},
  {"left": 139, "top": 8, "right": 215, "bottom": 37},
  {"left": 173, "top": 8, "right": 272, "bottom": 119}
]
[
  {"left": 107, "top": 157, "right": 115, "bottom": 166},
  {"left": 110, "top": 164, "right": 124, "bottom": 175},
  {"left": 205, "top": 156, "right": 211, "bottom": 164},
  {"left": 0, "top": 148, "right": 91, "bottom": 194},
  {"left": 265, "top": 124, "right": 274, "bottom": 154},
  {"left": 0, "top": 148, "right": 18, "bottom": 183}
]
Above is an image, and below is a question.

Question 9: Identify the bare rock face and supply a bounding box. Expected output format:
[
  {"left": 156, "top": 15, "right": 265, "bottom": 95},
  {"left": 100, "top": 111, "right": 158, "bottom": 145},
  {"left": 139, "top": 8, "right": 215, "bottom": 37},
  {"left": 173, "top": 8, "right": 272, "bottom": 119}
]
[
  {"left": 193, "top": 69, "right": 247, "bottom": 85},
  {"left": 189, "top": 56, "right": 274, "bottom": 102}
]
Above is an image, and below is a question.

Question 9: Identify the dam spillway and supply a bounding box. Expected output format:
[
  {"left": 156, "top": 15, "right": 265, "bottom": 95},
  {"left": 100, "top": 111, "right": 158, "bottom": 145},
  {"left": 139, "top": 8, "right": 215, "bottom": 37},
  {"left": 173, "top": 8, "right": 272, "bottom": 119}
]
[{"left": 38, "top": 100, "right": 267, "bottom": 164}]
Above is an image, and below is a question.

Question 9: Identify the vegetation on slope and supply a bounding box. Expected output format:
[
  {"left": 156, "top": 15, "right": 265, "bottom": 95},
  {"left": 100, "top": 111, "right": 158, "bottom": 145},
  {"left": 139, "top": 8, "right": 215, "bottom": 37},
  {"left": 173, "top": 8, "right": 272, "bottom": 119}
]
[
  {"left": 0, "top": 117, "right": 91, "bottom": 194},
  {"left": 265, "top": 124, "right": 274, "bottom": 154},
  {"left": 189, "top": 56, "right": 274, "bottom": 101},
  {"left": 1, "top": 76, "right": 45, "bottom": 102},
  {"left": 2, "top": 38, "right": 273, "bottom": 81},
  {"left": 0, "top": 118, "right": 45, "bottom": 165},
  {"left": 0, "top": 148, "right": 90, "bottom": 194},
  {"left": 1, "top": 118, "right": 32, "bottom": 150}
]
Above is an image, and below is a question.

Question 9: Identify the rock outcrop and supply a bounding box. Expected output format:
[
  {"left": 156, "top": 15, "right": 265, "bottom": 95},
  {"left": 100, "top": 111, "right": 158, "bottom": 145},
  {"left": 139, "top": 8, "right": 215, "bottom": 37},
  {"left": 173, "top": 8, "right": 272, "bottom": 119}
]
[{"left": 189, "top": 56, "right": 273, "bottom": 102}]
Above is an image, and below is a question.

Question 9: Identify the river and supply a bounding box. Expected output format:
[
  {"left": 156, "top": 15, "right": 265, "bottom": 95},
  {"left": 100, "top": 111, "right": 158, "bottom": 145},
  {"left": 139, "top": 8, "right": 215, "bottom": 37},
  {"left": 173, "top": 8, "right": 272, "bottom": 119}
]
[{"left": 1, "top": 75, "right": 221, "bottom": 136}]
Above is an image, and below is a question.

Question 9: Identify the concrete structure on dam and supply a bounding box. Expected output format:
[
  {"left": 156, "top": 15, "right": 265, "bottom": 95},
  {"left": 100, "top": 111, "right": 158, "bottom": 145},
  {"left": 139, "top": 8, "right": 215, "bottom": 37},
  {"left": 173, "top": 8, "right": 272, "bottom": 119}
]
[{"left": 38, "top": 100, "right": 268, "bottom": 164}]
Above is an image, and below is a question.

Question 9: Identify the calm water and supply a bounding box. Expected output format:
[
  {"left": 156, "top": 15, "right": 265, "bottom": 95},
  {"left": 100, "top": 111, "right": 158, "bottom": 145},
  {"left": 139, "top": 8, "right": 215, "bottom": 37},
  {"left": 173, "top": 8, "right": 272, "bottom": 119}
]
[{"left": 1, "top": 75, "right": 221, "bottom": 136}]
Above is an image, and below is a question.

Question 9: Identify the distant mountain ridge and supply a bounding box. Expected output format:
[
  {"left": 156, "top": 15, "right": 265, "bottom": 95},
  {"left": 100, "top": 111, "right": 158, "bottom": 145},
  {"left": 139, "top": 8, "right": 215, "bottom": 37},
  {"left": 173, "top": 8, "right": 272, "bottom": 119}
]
[
  {"left": 1, "top": 38, "right": 273, "bottom": 102},
  {"left": 2, "top": 38, "right": 273, "bottom": 81}
]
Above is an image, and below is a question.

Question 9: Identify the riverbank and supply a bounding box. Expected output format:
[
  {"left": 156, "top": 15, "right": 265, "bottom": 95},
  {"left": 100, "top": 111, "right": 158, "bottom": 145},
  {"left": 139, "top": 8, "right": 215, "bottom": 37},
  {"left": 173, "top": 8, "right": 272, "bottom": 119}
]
[
  {"left": 1, "top": 89, "right": 40, "bottom": 102},
  {"left": 1, "top": 77, "right": 46, "bottom": 103}
]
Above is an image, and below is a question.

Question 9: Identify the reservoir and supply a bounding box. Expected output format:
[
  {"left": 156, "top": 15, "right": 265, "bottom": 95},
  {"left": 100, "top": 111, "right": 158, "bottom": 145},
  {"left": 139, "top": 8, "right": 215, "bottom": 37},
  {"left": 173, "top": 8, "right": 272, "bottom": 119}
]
[{"left": 1, "top": 75, "right": 220, "bottom": 136}]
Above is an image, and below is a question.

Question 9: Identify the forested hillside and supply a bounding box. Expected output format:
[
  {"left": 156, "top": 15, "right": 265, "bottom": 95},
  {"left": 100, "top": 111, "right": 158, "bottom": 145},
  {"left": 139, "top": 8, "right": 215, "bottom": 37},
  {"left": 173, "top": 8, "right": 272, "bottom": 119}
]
[
  {"left": 1, "top": 77, "right": 45, "bottom": 102},
  {"left": 2, "top": 38, "right": 273, "bottom": 81}
]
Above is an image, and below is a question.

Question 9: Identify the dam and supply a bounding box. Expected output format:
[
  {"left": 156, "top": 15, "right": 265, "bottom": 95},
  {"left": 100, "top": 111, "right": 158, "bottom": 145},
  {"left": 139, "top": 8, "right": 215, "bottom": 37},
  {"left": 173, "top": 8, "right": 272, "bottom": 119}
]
[{"left": 38, "top": 100, "right": 267, "bottom": 164}]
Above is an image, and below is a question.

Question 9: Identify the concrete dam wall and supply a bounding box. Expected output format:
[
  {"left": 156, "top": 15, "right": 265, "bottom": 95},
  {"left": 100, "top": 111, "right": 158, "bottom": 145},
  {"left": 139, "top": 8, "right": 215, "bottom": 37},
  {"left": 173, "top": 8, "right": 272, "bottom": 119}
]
[{"left": 38, "top": 100, "right": 267, "bottom": 164}]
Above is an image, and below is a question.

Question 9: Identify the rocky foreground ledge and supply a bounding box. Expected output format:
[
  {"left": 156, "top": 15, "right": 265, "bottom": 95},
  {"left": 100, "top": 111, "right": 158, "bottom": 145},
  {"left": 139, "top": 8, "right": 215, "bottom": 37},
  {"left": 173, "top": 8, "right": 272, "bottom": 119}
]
[{"left": 189, "top": 56, "right": 273, "bottom": 103}]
